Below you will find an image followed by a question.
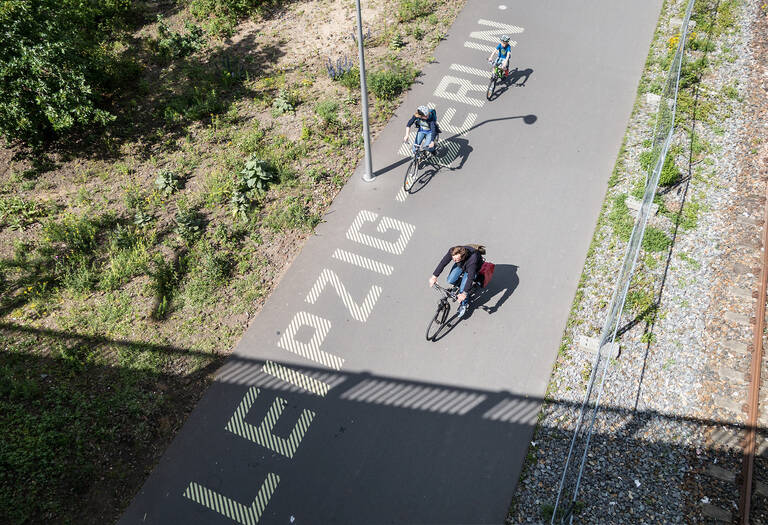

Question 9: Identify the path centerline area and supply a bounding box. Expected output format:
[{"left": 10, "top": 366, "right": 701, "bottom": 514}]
[{"left": 119, "top": 1, "right": 663, "bottom": 523}]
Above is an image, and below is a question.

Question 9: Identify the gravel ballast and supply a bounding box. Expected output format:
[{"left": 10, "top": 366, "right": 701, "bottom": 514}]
[{"left": 508, "top": 0, "right": 768, "bottom": 522}]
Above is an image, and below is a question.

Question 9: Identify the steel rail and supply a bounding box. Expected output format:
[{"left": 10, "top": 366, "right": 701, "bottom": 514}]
[{"left": 739, "top": 179, "right": 768, "bottom": 525}]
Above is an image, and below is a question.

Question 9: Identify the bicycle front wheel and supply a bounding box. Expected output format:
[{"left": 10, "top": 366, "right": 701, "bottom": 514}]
[
  {"left": 426, "top": 301, "right": 450, "bottom": 341},
  {"left": 486, "top": 76, "right": 497, "bottom": 100},
  {"left": 404, "top": 156, "right": 419, "bottom": 192}
]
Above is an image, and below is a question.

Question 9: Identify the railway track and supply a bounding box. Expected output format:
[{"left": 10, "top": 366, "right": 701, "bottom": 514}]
[{"left": 739, "top": 177, "right": 768, "bottom": 524}]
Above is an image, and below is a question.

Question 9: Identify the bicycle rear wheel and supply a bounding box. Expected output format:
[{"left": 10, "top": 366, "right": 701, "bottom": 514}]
[
  {"left": 404, "top": 156, "right": 419, "bottom": 192},
  {"left": 486, "top": 76, "right": 497, "bottom": 100},
  {"left": 426, "top": 301, "right": 450, "bottom": 341}
]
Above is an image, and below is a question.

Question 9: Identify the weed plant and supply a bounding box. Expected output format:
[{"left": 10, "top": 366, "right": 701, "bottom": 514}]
[
  {"left": 326, "top": 56, "right": 355, "bottom": 80},
  {"left": 642, "top": 226, "right": 671, "bottom": 252},
  {"left": 231, "top": 156, "right": 276, "bottom": 219},
  {"left": 368, "top": 67, "right": 417, "bottom": 100},
  {"left": 264, "top": 197, "right": 320, "bottom": 231},
  {"left": 155, "top": 16, "right": 205, "bottom": 61},
  {"left": 0, "top": 196, "right": 55, "bottom": 230},
  {"left": 608, "top": 194, "right": 634, "bottom": 242},
  {"left": 397, "top": 0, "right": 432, "bottom": 22},
  {"left": 174, "top": 207, "right": 205, "bottom": 242},
  {"left": 315, "top": 100, "right": 340, "bottom": 127},
  {"left": 271, "top": 88, "right": 300, "bottom": 115},
  {"left": 155, "top": 169, "right": 183, "bottom": 195}
]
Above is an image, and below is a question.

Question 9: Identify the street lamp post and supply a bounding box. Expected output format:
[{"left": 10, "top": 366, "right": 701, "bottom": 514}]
[{"left": 354, "top": 0, "right": 374, "bottom": 182}]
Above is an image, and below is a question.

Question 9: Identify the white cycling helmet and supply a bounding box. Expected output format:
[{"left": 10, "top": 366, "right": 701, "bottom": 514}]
[
  {"left": 500, "top": 35, "right": 510, "bottom": 42},
  {"left": 416, "top": 105, "right": 429, "bottom": 117}
]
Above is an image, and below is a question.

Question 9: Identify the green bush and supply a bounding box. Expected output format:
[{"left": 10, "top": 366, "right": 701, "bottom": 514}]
[
  {"left": 44, "top": 214, "right": 100, "bottom": 256},
  {"left": 271, "top": 89, "right": 300, "bottom": 115},
  {"left": 0, "top": 0, "right": 134, "bottom": 146},
  {"left": 315, "top": 100, "right": 340, "bottom": 126},
  {"left": 608, "top": 194, "right": 634, "bottom": 242},
  {"left": 147, "top": 254, "right": 182, "bottom": 319},
  {"left": 198, "top": 244, "right": 232, "bottom": 285},
  {"left": 642, "top": 227, "right": 671, "bottom": 252},
  {"left": 165, "top": 85, "right": 226, "bottom": 123},
  {"left": 240, "top": 156, "right": 277, "bottom": 193},
  {"left": 638, "top": 150, "right": 680, "bottom": 187},
  {"left": 0, "top": 196, "right": 56, "bottom": 230},
  {"left": 397, "top": 0, "right": 432, "bottom": 22},
  {"left": 390, "top": 33, "right": 405, "bottom": 49},
  {"left": 190, "top": 0, "right": 278, "bottom": 35},
  {"left": 154, "top": 169, "right": 182, "bottom": 195},
  {"left": 368, "top": 68, "right": 416, "bottom": 100},
  {"left": 679, "top": 56, "right": 707, "bottom": 90},
  {"left": 155, "top": 16, "right": 205, "bottom": 61},
  {"left": 174, "top": 208, "right": 205, "bottom": 242},
  {"left": 658, "top": 154, "right": 681, "bottom": 187},
  {"left": 231, "top": 156, "right": 276, "bottom": 219},
  {"left": 336, "top": 67, "right": 360, "bottom": 90},
  {"left": 638, "top": 150, "right": 656, "bottom": 173},
  {"left": 264, "top": 197, "right": 320, "bottom": 231},
  {"left": 679, "top": 199, "right": 701, "bottom": 231}
]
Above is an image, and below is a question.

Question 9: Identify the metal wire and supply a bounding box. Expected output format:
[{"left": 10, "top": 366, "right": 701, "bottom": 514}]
[{"left": 550, "top": 1, "right": 696, "bottom": 521}]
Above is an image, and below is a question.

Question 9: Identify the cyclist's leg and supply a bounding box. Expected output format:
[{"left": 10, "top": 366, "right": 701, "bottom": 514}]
[
  {"left": 413, "top": 130, "right": 426, "bottom": 154},
  {"left": 458, "top": 273, "right": 470, "bottom": 305},
  {"left": 424, "top": 131, "right": 435, "bottom": 153},
  {"left": 502, "top": 55, "right": 510, "bottom": 76},
  {"left": 446, "top": 264, "right": 463, "bottom": 286},
  {"left": 430, "top": 133, "right": 439, "bottom": 155}
]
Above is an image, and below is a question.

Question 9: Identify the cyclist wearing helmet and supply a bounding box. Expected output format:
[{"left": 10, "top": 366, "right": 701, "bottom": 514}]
[
  {"left": 429, "top": 245, "right": 483, "bottom": 318},
  {"left": 488, "top": 35, "right": 512, "bottom": 76},
  {"left": 403, "top": 105, "right": 438, "bottom": 155}
]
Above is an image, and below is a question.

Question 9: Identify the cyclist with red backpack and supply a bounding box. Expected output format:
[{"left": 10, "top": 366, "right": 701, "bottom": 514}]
[
  {"left": 403, "top": 105, "right": 441, "bottom": 155},
  {"left": 429, "top": 245, "right": 484, "bottom": 318}
]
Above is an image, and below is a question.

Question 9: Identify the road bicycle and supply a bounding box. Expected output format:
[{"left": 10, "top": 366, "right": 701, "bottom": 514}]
[
  {"left": 486, "top": 60, "right": 506, "bottom": 100},
  {"left": 403, "top": 141, "right": 436, "bottom": 192}
]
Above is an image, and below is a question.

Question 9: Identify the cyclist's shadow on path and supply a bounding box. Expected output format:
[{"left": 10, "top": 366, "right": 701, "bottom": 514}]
[
  {"left": 469, "top": 264, "right": 519, "bottom": 316},
  {"left": 487, "top": 67, "right": 534, "bottom": 102},
  {"left": 432, "top": 264, "right": 519, "bottom": 342},
  {"left": 408, "top": 137, "right": 473, "bottom": 195}
]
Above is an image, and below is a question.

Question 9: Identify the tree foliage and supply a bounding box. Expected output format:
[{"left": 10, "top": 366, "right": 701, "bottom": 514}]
[{"left": 0, "top": 0, "right": 134, "bottom": 147}]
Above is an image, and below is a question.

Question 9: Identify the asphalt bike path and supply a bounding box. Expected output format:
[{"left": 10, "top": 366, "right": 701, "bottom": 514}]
[{"left": 120, "top": 1, "right": 663, "bottom": 523}]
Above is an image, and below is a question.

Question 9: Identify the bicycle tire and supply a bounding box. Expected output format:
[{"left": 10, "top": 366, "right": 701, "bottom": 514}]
[
  {"left": 426, "top": 301, "right": 449, "bottom": 341},
  {"left": 404, "top": 155, "right": 419, "bottom": 192},
  {"left": 486, "top": 76, "right": 496, "bottom": 100}
]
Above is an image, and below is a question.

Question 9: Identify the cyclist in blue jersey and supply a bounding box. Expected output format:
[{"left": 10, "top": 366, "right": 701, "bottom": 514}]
[
  {"left": 487, "top": 34, "right": 512, "bottom": 77},
  {"left": 403, "top": 105, "right": 438, "bottom": 155}
]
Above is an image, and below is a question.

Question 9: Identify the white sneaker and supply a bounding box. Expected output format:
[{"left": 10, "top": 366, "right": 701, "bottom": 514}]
[{"left": 457, "top": 303, "right": 467, "bottom": 318}]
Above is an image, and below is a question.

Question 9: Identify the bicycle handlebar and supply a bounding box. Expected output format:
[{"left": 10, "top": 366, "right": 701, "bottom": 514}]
[{"left": 432, "top": 283, "right": 458, "bottom": 300}]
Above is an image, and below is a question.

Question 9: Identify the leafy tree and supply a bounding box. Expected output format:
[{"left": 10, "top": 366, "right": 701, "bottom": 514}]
[{"left": 0, "top": 0, "right": 133, "bottom": 147}]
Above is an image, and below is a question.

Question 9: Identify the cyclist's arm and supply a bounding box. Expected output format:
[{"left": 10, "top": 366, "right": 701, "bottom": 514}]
[
  {"left": 427, "top": 121, "right": 437, "bottom": 146},
  {"left": 460, "top": 254, "right": 482, "bottom": 293},
  {"left": 432, "top": 251, "right": 453, "bottom": 278},
  {"left": 403, "top": 116, "right": 417, "bottom": 141}
]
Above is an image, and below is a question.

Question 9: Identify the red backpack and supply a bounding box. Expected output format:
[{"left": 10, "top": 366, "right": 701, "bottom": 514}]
[
  {"left": 465, "top": 244, "right": 495, "bottom": 287},
  {"left": 478, "top": 261, "right": 495, "bottom": 288}
]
